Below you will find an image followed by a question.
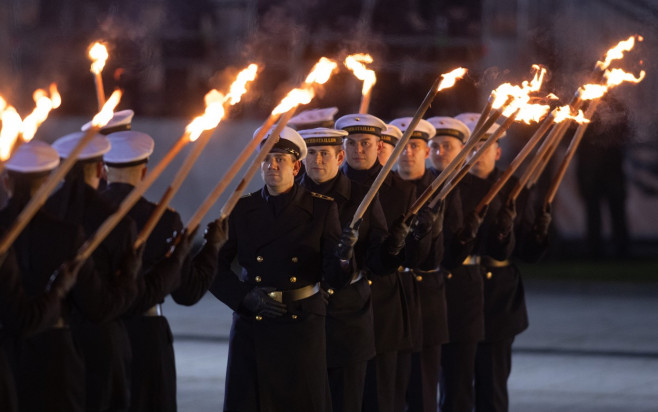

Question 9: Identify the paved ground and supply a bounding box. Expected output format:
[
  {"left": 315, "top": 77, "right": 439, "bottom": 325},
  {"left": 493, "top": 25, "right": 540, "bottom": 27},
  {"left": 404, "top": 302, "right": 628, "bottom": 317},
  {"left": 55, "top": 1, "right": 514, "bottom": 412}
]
[{"left": 164, "top": 278, "right": 658, "bottom": 411}]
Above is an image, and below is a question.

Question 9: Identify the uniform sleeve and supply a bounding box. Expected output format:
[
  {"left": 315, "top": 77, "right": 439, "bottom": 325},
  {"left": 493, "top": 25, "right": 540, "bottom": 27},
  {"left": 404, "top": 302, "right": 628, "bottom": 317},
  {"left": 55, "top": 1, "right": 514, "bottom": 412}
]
[
  {"left": 0, "top": 248, "right": 62, "bottom": 338},
  {"left": 170, "top": 240, "right": 220, "bottom": 306},
  {"left": 322, "top": 201, "right": 353, "bottom": 289},
  {"left": 125, "top": 213, "right": 185, "bottom": 315},
  {"left": 208, "top": 214, "right": 252, "bottom": 312},
  {"left": 71, "top": 218, "right": 138, "bottom": 322},
  {"left": 363, "top": 194, "right": 403, "bottom": 276}
]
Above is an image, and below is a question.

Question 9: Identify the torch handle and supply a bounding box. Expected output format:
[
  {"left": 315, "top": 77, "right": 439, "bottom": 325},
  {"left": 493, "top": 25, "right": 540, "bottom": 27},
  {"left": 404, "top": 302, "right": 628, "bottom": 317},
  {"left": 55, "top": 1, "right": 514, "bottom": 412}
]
[
  {"left": 474, "top": 113, "right": 555, "bottom": 214},
  {"left": 472, "top": 96, "right": 494, "bottom": 137},
  {"left": 94, "top": 73, "right": 106, "bottom": 112},
  {"left": 0, "top": 126, "right": 101, "bottom": 255},
  {"left": 75, "top": 134, "right": 189, "bottom": 262},
  {"left": 544, "top": 99, "right": 600, "bottom": 206},
  {"left": 351, "top": 75, "right": 443, "bottom": 228},
  {"left": 134, "top": 130, "right": 213, "bottom": 249},
  {"left": 404, "top": 104, "right": 508, "bottom": 219},
  {"left": 185, "top": 113, "right": 279, "bottom": 232},
  {"left": 219, "top": 108, "right": 298, "bottom": 220},
  {"left": 432, "top": 110, "right": 519, "bottom": 208},
  {"left": 358, "top": 90, "right": 372, "bottom": 114}
]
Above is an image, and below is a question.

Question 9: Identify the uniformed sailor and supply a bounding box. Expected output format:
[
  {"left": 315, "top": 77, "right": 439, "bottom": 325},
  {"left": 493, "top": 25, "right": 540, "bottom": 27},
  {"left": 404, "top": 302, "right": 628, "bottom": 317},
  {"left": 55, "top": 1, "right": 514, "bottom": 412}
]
[
  {"left": 100, "top": 130, "right": 226, "bottom": 411},
  {"left": 47, "top": 127, "right": 141, "bottom": 412},
  {"left": 288, "top": 107, "right": 340, "bottom": 183},
  {"left": 210, "top": 126, "right": 353, "bottom": 411},
  {"left": 388, "top": 117, "right": 447, "bottom": 412},
  {"left": 298, "top": 127, "right": 401, "bottom": 411},
  {"left": 0, "top": 141, "right": 114, "bottom": 412},
  {"left": 427, "top": 116, "right": 471, "bottom": 177},
  {"left": 377, "top": 124, "right": 402, "bottom": 166},
  {"left": 336, "top": 113, "right": 418, "bottom": 412}
]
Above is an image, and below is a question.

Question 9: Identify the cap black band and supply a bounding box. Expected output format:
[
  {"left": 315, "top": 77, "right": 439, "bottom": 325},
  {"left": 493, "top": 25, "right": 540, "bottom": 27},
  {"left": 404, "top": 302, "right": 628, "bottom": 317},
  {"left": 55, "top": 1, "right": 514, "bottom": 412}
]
[
  {"left": 380, "top": 134, "right": 399, "bottom": 146},
  {"left": 410, "top": 131, "right": 429, "bottom": 141},
  {"left": 303, "top": 136, "right": 343, "bottom": 146},
  {"left": 104, "top": 158, "right": 149, "bottom": 168},
  {"left": 342, "top": 125, "right": 381, "bottom": 136},
  {"left": 100, "top": 123, "right": 132, "bottom": 136},
  {"left": 435, "top": 128, "right": 466, "bottom": 143},
  {"left": 261, "top": 138, "right": 301, "bottom": 159}
]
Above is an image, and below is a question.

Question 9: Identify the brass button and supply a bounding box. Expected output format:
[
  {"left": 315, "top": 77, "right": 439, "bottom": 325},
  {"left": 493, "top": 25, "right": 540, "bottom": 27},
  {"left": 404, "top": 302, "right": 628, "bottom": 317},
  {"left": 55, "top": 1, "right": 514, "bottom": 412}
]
[
  {"left": 291, "top": 314, "right": 298, "bottom": 320},
  {"left": 447, "top": 273, "right": 453, "bottom": 279},
  {"left": 415, "top": 275, "right": 423, "bottom": 282},
  {"left": 289, "top": 276, "right": 297, "bottom": 283},
  {"left": 486, "top": 271, "right": 493, "bottom": 279},
  {"left": 291, "top": 257, "right": 299, "bottom": 263},
  {"left": 368, "top": 280, "right": 373, "bottom": 286},
  {"left": 256, "top": 256, "right": 264, "bottom": 262},
  {"left": 255, "top": 315, "right": 263, "bottom": 321},
  {"left": 327, "top": 289, "right": 335, "bottom": 295},
  {"left": 255, "top": 276, "right": 262, "bottom": 283}
]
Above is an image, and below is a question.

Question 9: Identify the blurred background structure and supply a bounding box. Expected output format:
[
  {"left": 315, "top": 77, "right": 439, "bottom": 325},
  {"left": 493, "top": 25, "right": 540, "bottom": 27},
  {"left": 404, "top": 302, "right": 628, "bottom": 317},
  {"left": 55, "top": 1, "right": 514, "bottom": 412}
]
[{"left": 0, "top": 0, "right": 657, "bottom": 261}]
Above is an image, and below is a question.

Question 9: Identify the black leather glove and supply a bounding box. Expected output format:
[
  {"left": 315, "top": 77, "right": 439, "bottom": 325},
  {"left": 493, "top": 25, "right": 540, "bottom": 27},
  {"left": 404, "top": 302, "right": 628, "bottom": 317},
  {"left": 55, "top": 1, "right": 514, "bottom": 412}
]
[
  {"left": 48, "top": 260, "right": 81, "bottom": 299},
  {"left": 385, "top": 215, "right": 411, "bottom": 256},
  {"left": 495, "top": 201, "right": 517, "bottom": 239},
  {"left": 241, "top": 286, "right": 287, "bottom": 318},
  {"left": 534, "top": 203, "right": 552, "bottom": 238},
  {"left": 412, "top": 200, "right": 445, "bottom": 239},
  {"left": 205, "top": 218, "right": 229, "bottom": 250},
  {"left": 458, "top": 207, "right": 486, "bottom": 244},
  {"left": 119, "top": 244, "right": 144, "bottom": 281},
  {"left": 335, "top": 226, "right": 359, "bottom": 261}
]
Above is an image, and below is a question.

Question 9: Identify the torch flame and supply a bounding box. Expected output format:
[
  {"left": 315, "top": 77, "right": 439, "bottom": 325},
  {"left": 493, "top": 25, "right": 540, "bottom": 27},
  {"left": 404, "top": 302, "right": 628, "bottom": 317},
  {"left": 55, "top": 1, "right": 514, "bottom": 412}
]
[
  {"left": 344, "top": 53, "right": 377, "bottom": 95},
  {"left": 489, "top": 65, "right": 551, "bottom": 124},
  {"left": 271, "top": 57, "right": 338, "bottom": 115},
  {"left": 553, "top": 105, "right": 591, "bottom": 124},
  {"left": 437, "top": 67, "right": 467, "bottom": 91},
  {"left": 0, "top": 96, "right": 6, "bottom": 113},
  {"left": 225, "top": 64, "right": 259, "bottom": 105},
  {"left": 0, "top": 107, "right": 22, "bottom": 161},
  {"left": 272, "top": 88, "right": 315, "bottom": 115},
  {"left": 604, "top": 68, "right": 646, "bottom": 87},
  {"left": 579, "top": 84, "right": 608, "bottom": 100},
  {"left": 185, "top": 90, "right": 226, "bottom": 142},
  {"left": 89, "top": 42, "right": 109, "bottom": 74},
  {"left": 49, "top": 83, "right": 62, "bottom": 109},
  {"left": 598, "top": 35, "right": 640, "bottom": 71},
  {"left": 21, "top": 85, "right": 62, "bottom": 142},
  {"left": 92, "top": 90, "right": 123, "bottom": 127},
  {"left": 304, "top": 57, "right": 338, "bottom": 85}
]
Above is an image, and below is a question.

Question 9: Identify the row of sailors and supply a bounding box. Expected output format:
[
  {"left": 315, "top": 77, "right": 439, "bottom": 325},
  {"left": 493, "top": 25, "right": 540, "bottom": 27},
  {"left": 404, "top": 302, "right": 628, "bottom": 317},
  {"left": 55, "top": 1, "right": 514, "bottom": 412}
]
[
  {"left": 0, "top": 106, "right": 552, "bottom": 412},
  {"left": 211, "top": 110, "right": 551, "bottom": 412}
]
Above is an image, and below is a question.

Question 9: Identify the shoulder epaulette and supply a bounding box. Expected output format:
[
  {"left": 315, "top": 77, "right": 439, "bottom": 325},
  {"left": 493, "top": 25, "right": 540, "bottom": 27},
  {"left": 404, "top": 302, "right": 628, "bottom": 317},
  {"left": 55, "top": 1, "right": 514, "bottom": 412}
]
[
  {"left": 240, "top": 192, "right": 255, "bottom": 199},
  {"left": 310, "top": 191, "right": 335, "bottom": 202}
]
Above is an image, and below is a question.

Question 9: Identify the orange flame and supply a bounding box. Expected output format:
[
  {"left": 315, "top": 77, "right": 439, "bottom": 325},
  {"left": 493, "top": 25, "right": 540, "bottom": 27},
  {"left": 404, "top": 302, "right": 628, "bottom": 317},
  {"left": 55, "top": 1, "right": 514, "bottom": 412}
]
[
  {"left": 272, "top": 88, "right": 315, "bottom": 115},
  {"left": 0, "top": 96, "right": 6, "bottom": 113},
  {"left": 344, "top": 53, "right": 377, "bottom": 95},
  {"left": 0, "top": 107, "right": 22, "bottom": 161},
  {"left": 437, "top": 67, "right": 467, "bottom": 91},
  {"left": 490, "top": 66, "right": 551, "bottom": 123},
  {"left": 604, "top": 68, "right": 646, "bottom": 87},
  {"left": 89, "top": 42, "right": 109, "bottom": 74},
  {"left": 185, "top": 90, "right": 226, "bottom": 142},
  {"left": 553, "top": 105, "right": 591, "bottom": 124},
  {"left": 92, "top": 89, "right": 122, "bottom": 127},
  {"left": 225, "top": 64, "right": 259, "bottom": 105},
  {"left": 597, "top": 35, "right": 640, "bottom": 71},
  {"left": 304, "top": 57, "right": 338, "bottom": 85},
  {"left": 579, "top": 84, "right": 608, "bottom": 100},
  {"left": 271, "top": 57, "right": 338, "bottom": 115},
  {"left": 21, "top": 85, "right": 62, "bottom": 142}
]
